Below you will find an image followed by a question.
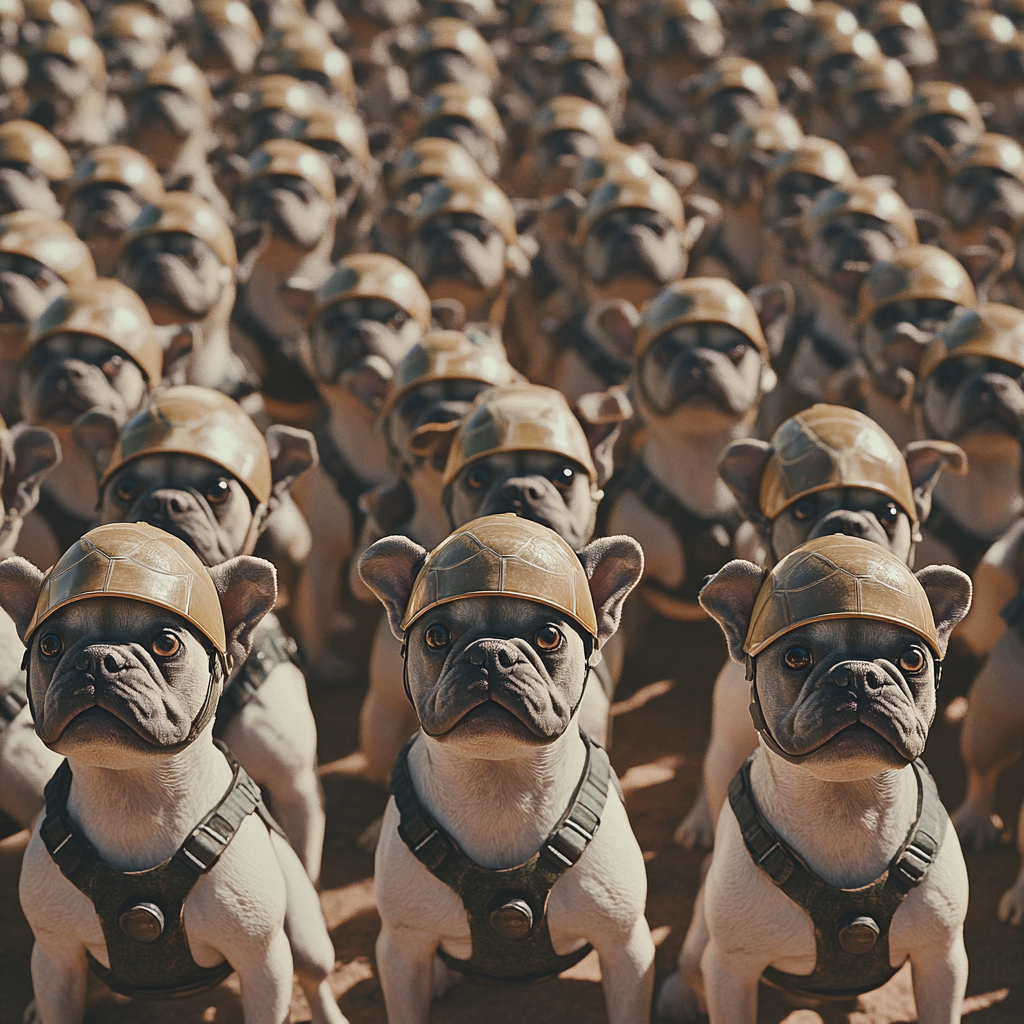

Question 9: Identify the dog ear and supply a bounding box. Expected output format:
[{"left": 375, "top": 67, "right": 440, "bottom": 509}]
[
  {"left": 73, "top": 410, "right": 120, "bottom": 478},
  {"left": 902, "top": 440, "right": 967, "bottom": 524},
  {"left": 577, "top": 386, "right": 632, "bottom": 488},
  {"left": 699, "top": 560, "right": 767, "bottom": 663},
  {"left": 278, "top": 278, "right": 316, "bottom": 325},
  {"left": 0, "top": 556, "right": 46, "bottom": 642},
  {"left": 577, "top": 535, "right": 643, "bottom": 647},
  {"left": 207, "top": 556, "right": 277, "bottom": 664},
  {"left": 915, "top": 564, "right": 973, "bottom": 657},
  {"left": 265, "top": 425, "right": 318, "bottom": 507},
  {"left": 719, "top": 439, "right": 772, "bottom": 525},
  {"left": 748, "top": 281, "right": 794, "bottom": 362},
  {"left": 359, "top": 535, "right": 428, "bottom": 640},
  {"left": 3, "top": 424, "right": 60, "bottom": 520}
]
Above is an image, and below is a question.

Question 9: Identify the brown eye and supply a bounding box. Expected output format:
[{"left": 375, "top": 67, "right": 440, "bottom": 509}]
[
  {"left": 793, "top": 498, "right": 816, "bottom": 521},
  {"left": 535, "top": 626, "right": 562, "bottom": 650},
  {"left": 898, "top": 648, "right": 926, "bottom": 674},
  {"left": 205, "top": 478, "right": 231, "bottom": 504},
  {"left": 879, "top": 503, "right": 900, "bottom": 526},
  {"left": 424, "top": 623, "right": 451, "bottom": 649},
  {"left": 151, "top": 632, "right": 180, "bottom": 658},
  {"left": 115, "top": 478, "right": 137, "bottom": 503},
  {"left": 39, "top": 633, "right": 62, "bottom": 657},
  {"left": 466, "top": 467, "right": 490, "bottom": 490},
  {"left": 783, "top": 645, "right": 812, "bottom": 670}
]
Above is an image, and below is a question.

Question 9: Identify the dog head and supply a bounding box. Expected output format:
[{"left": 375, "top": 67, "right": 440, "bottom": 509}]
[
  {"left": 406, "top": 17, "right": 497, "bottom": 97},
  {"left": 701, "top": 535, "right": 971, "bottom": 779},
  {"left": 543, "top": 34, "right": 627, "bottom": 124},
  {"left": 692, "top": 56, "right": 779, "bottom": 146},
  {"left": 360, "top": 515, "right": 642, "bottom": 756},
  {"left": 0, "top": 120, "right": 70, "bottom": 219},
  {"left": 941, "top": 133, "right": 1024, "bottom": 248},
  {"left": 864, "top": 1, "right": 938, "bottom": 74},
  {"left": 24, "top": 27, "right": 106, "bottom": 139},
  {"left": 762, "top": 137, "right": 856, "bottom": 228},
  {"left": 294, "top": 106, "right": 371, "bottom": 223},
  {"left": 0, "top": 415, "right": 60, "bottom": 558},
  {"left": 415, "top": 84, "right": 505, "bottom": 179}
]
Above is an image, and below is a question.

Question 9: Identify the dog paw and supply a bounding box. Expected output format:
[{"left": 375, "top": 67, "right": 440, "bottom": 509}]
[
  {"left": 951, "top": 802, "right": 1003, "bottom": 852},
  {"left": 21, "top": 1000, "right": 39, "bottom": 1024},
  {"left": 357, "top": 815, "right": 383, "bottom": 854},
  {"left": 999, "top": 883, "right": 1024, "bottom": 926},
  {"left": 432, "top": 955, "right": 462, "bottom": 999},
  {"left": 674, "top": 798, "right": 715, "bottom": 851},
  {"left": 655, "top": 972, "right": 706, "bottom": 1024}
]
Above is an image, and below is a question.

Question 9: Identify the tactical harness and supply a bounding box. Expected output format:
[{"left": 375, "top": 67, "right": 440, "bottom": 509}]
[
  {"left": 390, "top": 732, "right": 612, "bottom": 983},
  {"left": 922, "top": 499, "right": 993, "bottom": 576},
  {"left": 562, "top": 308, "right": 632, "bottom": 389},
  {"left": 40, "top": 745, "right": 282, "bottom": 1000},
  {"left": 728, "top": 757, "right": 947, "bottom": 1001}
]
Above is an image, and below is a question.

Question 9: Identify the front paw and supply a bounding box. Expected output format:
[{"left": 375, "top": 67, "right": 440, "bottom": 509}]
[
  {"left": 999, "top": 880, "right": 1024, "bottom": 926},
  {"left": 655, "top": 971, "right": 706, "bottom": 1024},
  {"left": 951, "top": 801, "right": 1003, "bottom": 852},
  {"left": 673, "top": 796, "right": 715, "bottom": 851}
]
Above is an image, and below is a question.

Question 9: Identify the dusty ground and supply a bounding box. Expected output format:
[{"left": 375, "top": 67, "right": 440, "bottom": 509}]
[{"left": 2, "top": 611, "right": 1023, "bottom": 1023}]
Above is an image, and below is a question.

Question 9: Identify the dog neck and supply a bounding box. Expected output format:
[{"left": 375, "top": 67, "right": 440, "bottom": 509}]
[
  {"left": 63, "top": 732, "right": 234, "bottom": 871},
  {"left": 404, "top": 466, "right": 451, "bottom": 550},
  {"left": 750, "top": 745, "right": 920, "bottom": 889},
  {"left": 40, "top": 425, "right": 100, "bottom": 519},
  {"left": 932, "top": 436, "right": 1024, "bottom": 540},
  {"left": 324, "top": 396, "right": 393, "bottom": 488},
  {"left": 408, "top": 724, "right": 589, "bottom": 870}
]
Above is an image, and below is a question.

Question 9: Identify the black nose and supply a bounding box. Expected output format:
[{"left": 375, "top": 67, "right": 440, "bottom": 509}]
[
  {"left": 463, "top": 639, "right": 524, "bottom": 672},
  {"left": 811, "top": 510, "right": 871, "bottom": 540},
  {"left": 820, "top": 660, "right": 889, "bottom": 694},
  {"left": 143, "top": 489, "right": 192, "bottom": 516},
  {"left": 499, "top": 478, "right": 546, "bottom": 507}
]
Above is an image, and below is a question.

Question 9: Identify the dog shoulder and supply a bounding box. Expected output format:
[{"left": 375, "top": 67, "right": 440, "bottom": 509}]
[{"left": 606, "top": 489, "right": 684, "bottom": 587}]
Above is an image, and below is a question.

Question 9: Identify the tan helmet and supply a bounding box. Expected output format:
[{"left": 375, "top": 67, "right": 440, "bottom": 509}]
[
  {"left": 24, "top": 521, "right": 227, "bottom": 653},
  {"left": 419, "top": 84, "right": 505, "bottom": 145},
  {"left": 900, "top": 81, "right": 986, "bottom": 135},
  {"left": 28, "top": 277, "right": 163, "bottom": 384},
  {"left": 802, "top": 1, "right": 858, "bottom": 38},
  {"left": 765, "top": 135, "right": 856, "bottom": 190},
  {"left": 122, "top": 191, "right": 237, "bottom": 270},
  {"left": 550, "top": 32, "right": 627, "bottom": 81},
  {"left": 274, "top": 34, "right": 356, "bottom": 105},
  {"left": 381, "top": 330, "right": 519, "bottom": 418},
  {"left": 919, "top": 302, "right": 1024, "bottom": 379},
  {"left": 412, "top": 17, "right": 498, "bottom": 83},
  {"left": 757, "top": 403, "right": 917, "bottom": 522},
  {"left": 66, "top": 145, "right": 164, "bottom": 204},
  {"left": 29, "top": 28, "right": 105, "bottom": 85},
  {"left": 196, "top": 0, "right": 262, "bottom": 44},
  {"left": 571, "top": 142, "right": 660, "bottom": 196},
  {"left": 25, "top": 0, "right": 91, "bottom": 33},
  {"left": 743, "top": 534, "right": 941, "bottom": 657},
  {"left": 857, "top": 244, "right": 976, "bottom": 327},
  {"left": 401, "top": 512, "right": 599, "bottom": 639},
  {"left": 696, "top": 56, "right": 779, "bottom": 112},
  {"left": 801, "top": 177, "right": 919, "bottom": 248},
  {"left": 137, "top": 52, "right": 214, "bottom": 115},
  {"left": 864, "top": 0, "right": 932, "bottom": 34},
  {"left": 578, "top": 169, "right": 685, "bottom": 240},
  {"left": 443, "top": 382, "right": 598, "bottom": 488},
  {"left": 97, "top": 3, "right": 167, "bottom": 48},
  {"left": 247, "top": 74, "right": 317, "bottom": 118},
  {"left": 727, "top": 109, "right": 804, "bottom": 164},
  {"left": 0, "top": 0, "right": 23, "bottom": 21},
  {"left": 99, "top": 385, "right": 272, "bottom": 504},
  {"left": 0, "top": 120, "right": 71, "bottom": 181},
  {"left": 634, "top": 277, "right": 769, "bottom": 362},
  {"left": 804, "top": 25, "right": 881, "bottom": 73},
  {"left": 961, "top": 8, "right": 1019, "bottom": 46},
  {"left": 296, "top": 106, "right": 370, "bottom": 169},
  {"left": 387, "top": 137, "right": 484, "bottom": 195},
  {"left": 950, "top": 132, "right": 1024, "bottom": 186},
  {"left": 313, "top": 253, "right": 432, "bottom": 332},
  {"left": 243, "top": 138, "right": 336, "bottom": 206},
  {"left": 840, "top": 54, "right": 914, "bottom": 106},
  {"left": 0, "top": 210, "right": 96, "bottom": 286},
  {"left": 529, "top": 95, "right": 615, "bottom": 149},
  {"left": 411, "top": 175, "right": 517, "bottom": 246}
]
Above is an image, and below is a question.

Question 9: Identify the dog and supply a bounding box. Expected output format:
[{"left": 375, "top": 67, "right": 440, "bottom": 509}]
[
  {"left": 359, "top": 514, "right": 654, "bottom": 1023},
  {"left": 657, "top": 535, "right": 972, "bottom": 1023},
  {"left": 0, "top": 523, "right": 345, "bottom": 1024},
  {"left": 0, "top": 119, "right": 70, "bottom": 219}
]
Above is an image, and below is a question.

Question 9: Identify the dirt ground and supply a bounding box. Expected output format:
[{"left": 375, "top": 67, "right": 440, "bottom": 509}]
[{"left": 2, "top": 611, "right": 1024, "bottom": 1023}]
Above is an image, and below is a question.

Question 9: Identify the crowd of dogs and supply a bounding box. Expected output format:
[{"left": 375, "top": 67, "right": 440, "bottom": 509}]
[{"left": 3, "top": 0, "right": 1024, "bottom": 1020}]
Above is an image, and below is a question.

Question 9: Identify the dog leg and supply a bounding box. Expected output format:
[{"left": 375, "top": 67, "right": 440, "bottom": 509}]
[
  {"left": 235, "top": 928, "right": 295, "bottom": 1024},
  {"left": 656, "top": 883, "right": 709, "bottom": 1024},
  {"left": 30, "top": 938, "right": 88, "bottom": 1024},
  {"left": 595, "top": 918, "right": 656, "bottom": 1024},
  {"left": 700, "top": 941, "right": 759, "bottom": 1024},
  {"left": 375, "top": 924, "right": 438, "bottom": 1024},
  {"left": 999, "top": 798, "right": 1024, "bottom": 927},
  {"left": 909, "top": 935, "right": 968, "bottom": 1024},
  {"left": 674, "top": 784, "right": 713, "bottom": 851}
]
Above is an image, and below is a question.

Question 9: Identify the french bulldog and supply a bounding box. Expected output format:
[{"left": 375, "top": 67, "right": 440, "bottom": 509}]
[
  {"left": 657, "top": 541, "right": 973, "bottom": 1023},
  {"left": 359, "top": 518, "right": 654, "bottom": 1024},
  {"left": 0, "top": 119, "right": 70, "bottom": 219},
  {"left": 0, "top": 536, "right": 345, "bottom": 1024}
]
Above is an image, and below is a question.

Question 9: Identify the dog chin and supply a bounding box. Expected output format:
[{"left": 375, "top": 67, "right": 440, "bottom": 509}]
[
  {"left": 799, "top": 721, "right": 915, "bottom": 779},
  {"left": 434, "top": 700, "right": 561, "bottom": 747},
  {"left": 49, "top": 705, "right": 173, "bottom": 759}
]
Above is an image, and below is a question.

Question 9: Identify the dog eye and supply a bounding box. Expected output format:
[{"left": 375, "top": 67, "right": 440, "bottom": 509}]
[
  {"left": 39, "top": 633, "right": 62, "bottom": 657},
  {"left": 151, "top": 632, "right": 181, "bottom": 658},
  {"left": 424, "top": 623, "right": 451, "bottom": 649},
  {"left": 535, "top": 626, "right": 562, "bottom": 650},
  {"left": 879, "top": 503, "right": 900, "bottom": 526},
  {"left": 898, "top": 648, "right": 926, "bottom": 674},
  {"left": 205, "top": 478, "right": 231, "bottom": 504},
  {"left": 782, "top": 645, "right": 812, "bottom": 670},
  {"left": 793, "top": 498, "right": 816, "bottom": 521},
  {"left": 114, "top": 477, "right": 137, "bottom": 502},
  {"left": 551, "top": 466, "right": 575, "bottom": 488},
  {"left": 466, "top": 466, "right": 490, "bottom": 490}
]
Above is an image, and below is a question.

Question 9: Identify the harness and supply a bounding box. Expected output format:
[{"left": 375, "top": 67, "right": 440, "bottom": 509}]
[
  {"left": 35, "top": 490, "right": 96, "bottom": 555},
  {"left": 561, "top": 308, "right": 632, "bottom": 389},
  {"left": 213, "top": 612, "right": 300, "bottom": 735},
  {"left": 39, "top": 746, "right": 280, "bottom": 1000},
  {"left": 728, "top": 757, "right": 947, "bottom": 1001},
  {"left": 924, "top": 499, "right": 993, "bottom": 575},
  {"left": 390, "top": 732, "right": 612, "bottom": 983}
]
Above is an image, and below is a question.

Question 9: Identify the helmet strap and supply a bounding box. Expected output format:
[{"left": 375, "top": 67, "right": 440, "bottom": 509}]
[{"left": 241, "top": 501, "right": 270, "bottom": 556}]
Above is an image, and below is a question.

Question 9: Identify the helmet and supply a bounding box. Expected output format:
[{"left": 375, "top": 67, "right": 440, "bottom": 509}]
[
  {"left": 727, "top": 109, "right": 804, "bottom": 163},
  {"left": 411, "top": 176, "right": 517, "bottom": 246},
  {"left": 412, "top": 17, "right": 498, "bottom": 83},
  {"left": 313, "top": 253, "right": 432, "bottom": 332},
  {"left": 635, "top": 277, "right": 769, "bottom": 361},
  {"left": 382, "top": 330, "right": 519, "bottom": 417},
  {"left": 443, "top": 382, "right": 598, "bottom": 488},
  {"left": 743, "top": 534, "right": 941, "bottom": 657},
  {"left": 65, "top": 145, "right": 164, "bottom": 204},
  {"left": 801, "top": 1, "right": 858, "bottom": 38},
  {"left": 401, "top": 513, "right": 599, "bottom": 639},
  {"left": 137, "top": 52, "right": 213, "bottom": 115},
  {"left": 578, "top": 169, "right": 685, "bottom": 240},
  {"left": 961, "top": 8, "right": 1019, "bottom": 46},
  {"left": 857, "top": 245, "right": 976, "bottom": 327},
  {"left": 419, "top": 84, "right": 505, "bottom": 144},
  {"left": 0, "top": 0, "right": 23, "bottom": 20},
  {"left": 196, "top": 0, "right": 262, "bottom": 43},
  {"left": 549, "top": 32, "right": 627, "bottom": 81},
  {"left": 244, "top": 138, "right": 336, "bottom": 205},
  {"left": 757, "top": 403, "right": 916, "bottom": 522},
  {"left": 529, "top": 95, "right": 615, "bottom": 149},
  {"left": 804, "top": 25, "right": 880, "bottom": 73},
  {"left": 274, "top": 35, "right": 356, "bottom": 104},
  {"left": 801, "top": 178, "right": 918, "bottom": 248},
  {"left": 571, "top": 143, "right": 659, "bottom": 196},
  {"left": 99, "top": 386, "right": 271, "bottom": 504},
  {"left": 696, "top": 56, "right": 779, "bottom": 112},
  {"left": 765, "top": 136, "right": 856, "bottom": 189},
  {"left": 0, "top": 120, "right": 71, "bottom": 181},
  {"left": 25, "top": 0, "right": 91, "bottom": 33},
  {"left": 29, "top": 28, "right": 105, "bottom": 85},
  {"left": 950, "top": 132, "right": 1024, "bottom": 186},
  {"left": 24, "top": 522, "right": 227, "bottom": 651},
  {"left": 28, "top": 277, "right": 163, "bottom": 385},
  {"left": 841, "top": 55, "right": 914, "bottom": 105},
  {"left": 387, "top": 137, "right": 484, "bottom": 194},
  {"left": 900, "top": 81, "right": 986, "bottom": 135},
  {"left": 122, "top": 192, "right": 237, "bottom": 270},
  {"left": 864, "top": 0, "right": 931, "bottom": 34},
  {"left": 0, "top": 210, "right": 96, "bottom": 286},
  {"left": 296, "top": 106, "right": 370, "bottom": 168},
  {"left": 919, "top": 302, "right": 1024, "bottom": 379},
  {"left": 97, "top": 3, "right": 167, "bottom": 47},
  {"left": 247, "top": 74, "right": 317, "bottom": 117}
]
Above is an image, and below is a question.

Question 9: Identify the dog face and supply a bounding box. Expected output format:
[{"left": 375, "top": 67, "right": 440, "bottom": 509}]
[
  {"left": 25, "top": 51, "right": 97, "bottom": 131},
  {"left": 942, "top": 167, "right": 1024, "bottom": 242},
  {"left": 860, "top": 298, "right": 965, "bottom": 385},
  {"left": 419, "top": 118, "right": 500, "bottom": 178},
  {"left": 66, "top": 183, "right": 150, "bottom": 277},
  {"left": 0, "top": 252, "right": 67, "bottom": 342},
  {"left": 762, "top": 171, "right": 836, "bottom": 226},
  {"left": 900, "top": 114, "right": 978, "bottom": 173},
  {"left": 233, "top": 172, "right": 334, "bottom": 253},
  {"left": 0, "top": 163, "right": 62, "bottom": 218},
  {"left": 408, "top": 48, "right": 492, "bottom": 97},
  {"left": 806, "top": 213, "right": 906, "bottom": 308},
  {"left": 127, "top": 87, "right": 208, "bottom": 168}
]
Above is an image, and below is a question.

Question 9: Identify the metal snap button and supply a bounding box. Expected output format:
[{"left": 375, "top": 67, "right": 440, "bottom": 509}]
[
  {"left": 836, "top": 914, "right": 880, "bottom": 955},
  {"left": 119, "top": 902, "right": 165, "bottom": 943},
  {"left": 489, "top": 897, "right": 534, "bottom": 940}
]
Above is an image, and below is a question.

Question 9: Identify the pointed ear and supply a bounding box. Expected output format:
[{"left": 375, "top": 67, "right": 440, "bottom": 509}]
[
  {"left": 234, "top": 221, "right": 270, "bottom": 284},
  {"left": 207, "top": 555, "right": 277, "bottom": 665},
  {"left": 583, "top": 299, "right": 639, "bottom": 363},
  {"left": 576, "top": 386, "right": 632, "bottom": 488},
  {"left": 957, "top": 243, "right": 1007, "bottom": 302},
  {"left": 747, "top": 281, "right": 794, "bottom": 362},
  {"left": 3, "top": 424, "right": 60, "bottom": 516},
  {"left": 538, "top": 189, "right": 584, "bottom": 243},
  {"left": 902, "top": 440, "right": 967, "bottom": 524},
  {"left": 72, "top": 410, "right": 120, "bottom": 478},
  {"left": 915, "top": 564, "right": 972, "bottom": 657},
  {"left": 265, "top": 425, "right": 318, "bottom": 507},
  {"left": 912, "top": 206, "right": 949, "bottom": 247},
  {"left": 577, "top": 535, "right": 644, "bottom": 647},
  {"left": 0, "top": 556, "right": 45, "bottom": 641},
  {"left": 431, "top": 298, "right": 466, "bottom": 331},
  {"left": 718, "top": 439, "right": 772, "bottom": 524},
  {"left": 681, "top": 193, "right": 722, "bottom": 255},
  {"left": 698, "top": 560, "right": 767, "bottom": 663},
  {"left": 359, "top": 534, "right": 427, "bottom": 640}
]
